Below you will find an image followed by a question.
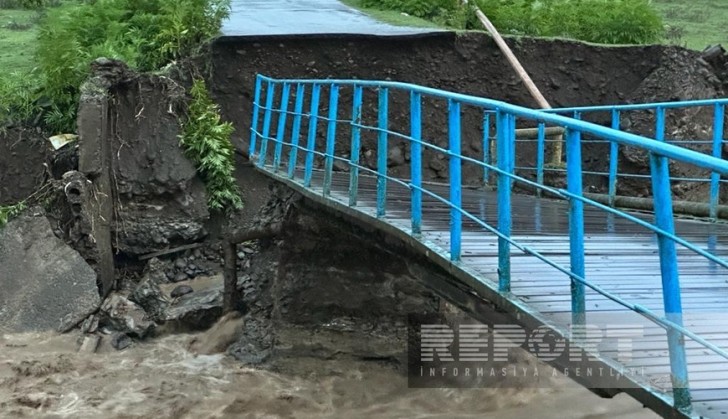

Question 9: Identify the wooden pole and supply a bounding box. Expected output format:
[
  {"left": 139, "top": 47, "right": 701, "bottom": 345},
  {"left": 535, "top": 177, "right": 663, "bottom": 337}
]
[{"left": 465, "top": 1, "right": 564, "bottom": 165}]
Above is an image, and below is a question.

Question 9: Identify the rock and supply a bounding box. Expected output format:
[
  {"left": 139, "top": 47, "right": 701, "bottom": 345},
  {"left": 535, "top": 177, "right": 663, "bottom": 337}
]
[
  {"left": 388, "top": 146, "right": 406, "bottom": 167},
  {"left": 130, "top": 276, "right": 169, "bottom": 322},
  {"left": 144, "top": 257, "right": 170, "bottom": 284},
  {"left": 229, "top": 317, "right": 273, "bottom": 365},
  {"left": 79, "top": 335, "right": 101, "bottom": 353},
  {"left": 174, "top": 258, "right": 187, "bottom": 269},
  {"left": 111, "top": 333, "right": 132, "bottom": 350},
  {"left": 174, "top": 273, "right": 188, "bottom": 283},
  {"left": 99, "top": 293, "right": 155, "bottom": 338},
  {"left": 171, "top": 285, "right": 194, "bottom": 298},
  {"left": 0, "top": 213, "right": 101, "bottom": 333},
  {"left": 80, "top": 315, "right": 99, "bottom": 334},
  {"left": 160, "top": 275, "right": 224, "bottom": 330}
]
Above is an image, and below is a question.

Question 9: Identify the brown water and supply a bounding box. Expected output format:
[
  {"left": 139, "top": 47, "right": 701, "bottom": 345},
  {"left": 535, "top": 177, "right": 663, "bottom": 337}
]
[{"left": 0, "top": 328, "right": 660, "bottom": 419}]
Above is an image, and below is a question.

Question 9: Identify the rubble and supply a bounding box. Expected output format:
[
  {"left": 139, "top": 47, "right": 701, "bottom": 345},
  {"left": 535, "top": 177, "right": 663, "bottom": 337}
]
[
  {"left": 99, "top": 293, "right": 156, "bottom": 338},
  {"left": 160, "top": 275, "right": 224, "bottom": 330}
]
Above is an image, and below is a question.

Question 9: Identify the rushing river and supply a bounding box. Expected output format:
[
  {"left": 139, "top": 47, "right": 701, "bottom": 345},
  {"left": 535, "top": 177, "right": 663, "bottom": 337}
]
[{"left": 0, "top": 327, "right": 659, "bottom": 419}]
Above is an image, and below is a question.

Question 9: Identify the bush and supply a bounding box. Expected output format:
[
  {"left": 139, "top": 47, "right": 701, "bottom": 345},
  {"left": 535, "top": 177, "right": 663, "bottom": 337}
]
[
  {"left": 360, "top": 0, "right": 664, "bottom": 45},
  {"left": 0, "top": 0, "right": 54, "bottom": 9},
  {"left": 1, "top": 0, "right": 230, "bottom": 133},
  {"left": 180, "top": 79, "right": 242, "bottom": 212},
  {"left": 0, "top": 72, "right": 40, "bottom": 126}
]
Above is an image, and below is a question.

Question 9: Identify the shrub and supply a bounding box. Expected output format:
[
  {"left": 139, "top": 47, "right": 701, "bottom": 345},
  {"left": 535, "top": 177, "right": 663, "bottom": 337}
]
[
  {"left": 2, "top": 0, "right": 231, "bottom": 133},
  {"left": 180, "top": 79, "right": 242, "bottom": 212},
  {"left": 0, "top": 72, "right": 40, "bottom": 126}
]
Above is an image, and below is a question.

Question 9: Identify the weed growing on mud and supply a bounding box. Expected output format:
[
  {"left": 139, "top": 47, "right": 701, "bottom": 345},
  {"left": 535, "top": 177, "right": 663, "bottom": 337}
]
[
  {"left": 0, "top": 201, "right": 26, "bottom": 228},
  {"left": 180, "top": 79, "right": 242, "bottom": 212}
]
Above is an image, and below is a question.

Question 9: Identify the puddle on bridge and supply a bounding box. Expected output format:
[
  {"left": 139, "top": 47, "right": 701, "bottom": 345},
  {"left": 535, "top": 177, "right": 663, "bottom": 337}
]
[{"left": 0, "top": 331, "right": 658, "bottom": 418}]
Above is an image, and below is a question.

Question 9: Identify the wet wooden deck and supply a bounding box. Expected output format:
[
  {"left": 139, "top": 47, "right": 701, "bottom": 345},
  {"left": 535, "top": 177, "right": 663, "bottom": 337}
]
[{"left": 261, "top": 167, "right": 728, "bottom": 418}]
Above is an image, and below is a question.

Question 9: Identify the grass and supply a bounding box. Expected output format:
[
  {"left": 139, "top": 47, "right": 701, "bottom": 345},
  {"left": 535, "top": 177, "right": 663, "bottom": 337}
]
[
  {"left": 340, "top": 0, "right": 441, "bottom": 28},
  {"left": 653, "top": 0, "right": 727, "bottom": 50},
  {"left": 344, "top": 0, "right": 725, "bottom": 51},
  {"left": 0, "top": 8, "right": 38, "bottom": 72}
]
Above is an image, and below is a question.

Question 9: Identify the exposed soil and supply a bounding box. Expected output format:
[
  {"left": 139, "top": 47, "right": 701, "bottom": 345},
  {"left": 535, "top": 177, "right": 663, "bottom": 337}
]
[
  {"left": 0, "top": 127, "right": 51, "bottom": 206},
  {"left": 210, "top": 32, "right": 727, "bottom": 200}
]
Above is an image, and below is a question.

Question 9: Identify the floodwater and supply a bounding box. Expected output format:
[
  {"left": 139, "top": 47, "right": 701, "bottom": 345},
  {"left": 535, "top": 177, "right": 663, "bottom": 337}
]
[{"left": 0, "top": 325, "right": 659, "bottom": 419}]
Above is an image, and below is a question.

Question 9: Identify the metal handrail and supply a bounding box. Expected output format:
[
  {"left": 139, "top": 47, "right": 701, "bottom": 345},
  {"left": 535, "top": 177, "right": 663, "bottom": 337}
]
[
  {"left": 249, "top": 74, "right": 728, "bottom": 413},
  {"left": 534, "top": 99, "right": 727, "bottom": 217}
]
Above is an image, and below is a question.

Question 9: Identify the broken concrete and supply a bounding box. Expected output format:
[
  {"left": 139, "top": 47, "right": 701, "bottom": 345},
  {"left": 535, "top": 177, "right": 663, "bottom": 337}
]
[{"left": 0, "top": 212, "right": 100, "bottom": 333}]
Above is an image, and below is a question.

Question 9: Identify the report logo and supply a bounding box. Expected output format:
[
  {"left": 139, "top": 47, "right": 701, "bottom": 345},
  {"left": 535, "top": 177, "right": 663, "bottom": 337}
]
[{"left": 408, "top": 314, "right": 647, "bottom": 388}]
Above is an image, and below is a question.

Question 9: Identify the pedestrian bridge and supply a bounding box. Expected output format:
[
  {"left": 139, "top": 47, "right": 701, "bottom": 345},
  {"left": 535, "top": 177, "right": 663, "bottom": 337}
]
[{"left": 245, "top": 74, "right": 728, "bottom": 418}]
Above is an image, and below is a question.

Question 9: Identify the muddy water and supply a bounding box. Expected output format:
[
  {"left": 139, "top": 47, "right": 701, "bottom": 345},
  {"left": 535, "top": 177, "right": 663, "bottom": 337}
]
[{"left": 0, "top": 330, "right": 658, "bottom": 419}]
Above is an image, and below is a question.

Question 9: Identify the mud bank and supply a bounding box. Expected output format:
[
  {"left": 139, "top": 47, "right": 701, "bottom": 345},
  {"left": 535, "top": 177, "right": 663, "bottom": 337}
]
[
  {"left": 211, "top": 32, "right": 727, "bottom": 200},
  {"left": 0, "top": 127, "right": 51, "bottom": 206}
]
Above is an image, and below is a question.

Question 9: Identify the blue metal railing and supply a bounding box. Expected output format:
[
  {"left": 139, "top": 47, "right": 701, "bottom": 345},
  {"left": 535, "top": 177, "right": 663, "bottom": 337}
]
[
  {"left": 527, "top": 99, "right": 728, "bottom": 218},
  {"left": 248, "top": 74, "right": 728, "bottom": 414}
]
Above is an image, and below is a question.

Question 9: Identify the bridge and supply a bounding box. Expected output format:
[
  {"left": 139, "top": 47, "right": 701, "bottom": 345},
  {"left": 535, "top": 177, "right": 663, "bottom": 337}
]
[{"left": 242, "top": 74, "right": 728, "bottom": 418}]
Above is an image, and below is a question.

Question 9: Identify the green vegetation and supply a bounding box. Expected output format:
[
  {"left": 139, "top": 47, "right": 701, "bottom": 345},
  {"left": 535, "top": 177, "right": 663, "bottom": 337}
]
[
  {"left": 349, "top": 0, "right": 665, "bottom": 45},
  {"left": 0, "top": 201, "right": 26, "bottom": 228},
  {"left": 180, "top": 79, "right": 242, "bottom": 212},
  {"left": 0, "top": 0, "right": 230, "bottom": 133},
  {"left": 0, "top": 0, "right": 242, "bottom": 216},
  {"left": 0, "top": 8, "right": 39, "bottom": 71},
  {"left": 341, "top": 0, "right": 441, "bottom": 28},
  {"left": 654, "top": 0, "right": 728, "bottom": 50}
]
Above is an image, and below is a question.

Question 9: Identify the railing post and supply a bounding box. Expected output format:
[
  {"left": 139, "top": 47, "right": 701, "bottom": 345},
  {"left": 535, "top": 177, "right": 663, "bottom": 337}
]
[
  {"left": 349, "top": 86, "right": 363, "bottom": 206},
  {"left": 249, "top": 75, "right": 263, "bottom": 158},
  {"left": 304, "top": 83, "right": 321, "bottom": 187},
  {"left": 377, "top": 87, "right": 389, "bottom": 218},
  {"left": 656, "top": 106, "right": 666, "bottom": 142},
  {"left": 449, "top": 99, "right": 462, "bottom": 262},
  {"left": 272, "top": 83, "right": 291, "bottom": 172},
  {"left": 411, "top": 91, "right": 422, "bottom": 235},
  {"left": 649, "top": 151, "right": 691, "bottom": 413},
  {"left": 287, "top": 84, "right": 305, "bottom": 179},
  {"left": 496, "top": 110, "right": 514, "bottom": 293},
  {"left": 510, "top": 116, "right": 517, "bottom": 190},
  {"left": 566, "top": 127, "right": 586, "bottom": 328},
  {"left": 710, "top": 104, "right": 725, "bottom": 220},
  {"left": 483, "top": 111, "right": 491, "bottom": 185},
  {"left": 536, "top": 122, "right": 546, "bottom": 196},
  {"left": 608, "top": 109, "right": 621, "bottom": 206},
  {"left": 323, "top": 84, "right": 339, "bottom": 197},
  {"left": 257, "top": 81, "right": 276, "bottom": 167}
]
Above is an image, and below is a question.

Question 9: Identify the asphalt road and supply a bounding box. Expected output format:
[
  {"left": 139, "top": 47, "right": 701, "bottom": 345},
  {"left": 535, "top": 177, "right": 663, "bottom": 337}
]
[{"left": 222, "top": 0, "right": 441, "bottom": 36}]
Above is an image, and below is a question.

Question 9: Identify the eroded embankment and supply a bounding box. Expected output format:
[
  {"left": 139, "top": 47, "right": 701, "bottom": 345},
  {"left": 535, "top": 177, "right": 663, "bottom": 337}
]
[{"left": 210, "top": 32, "right": 727, "bottom": 201}]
